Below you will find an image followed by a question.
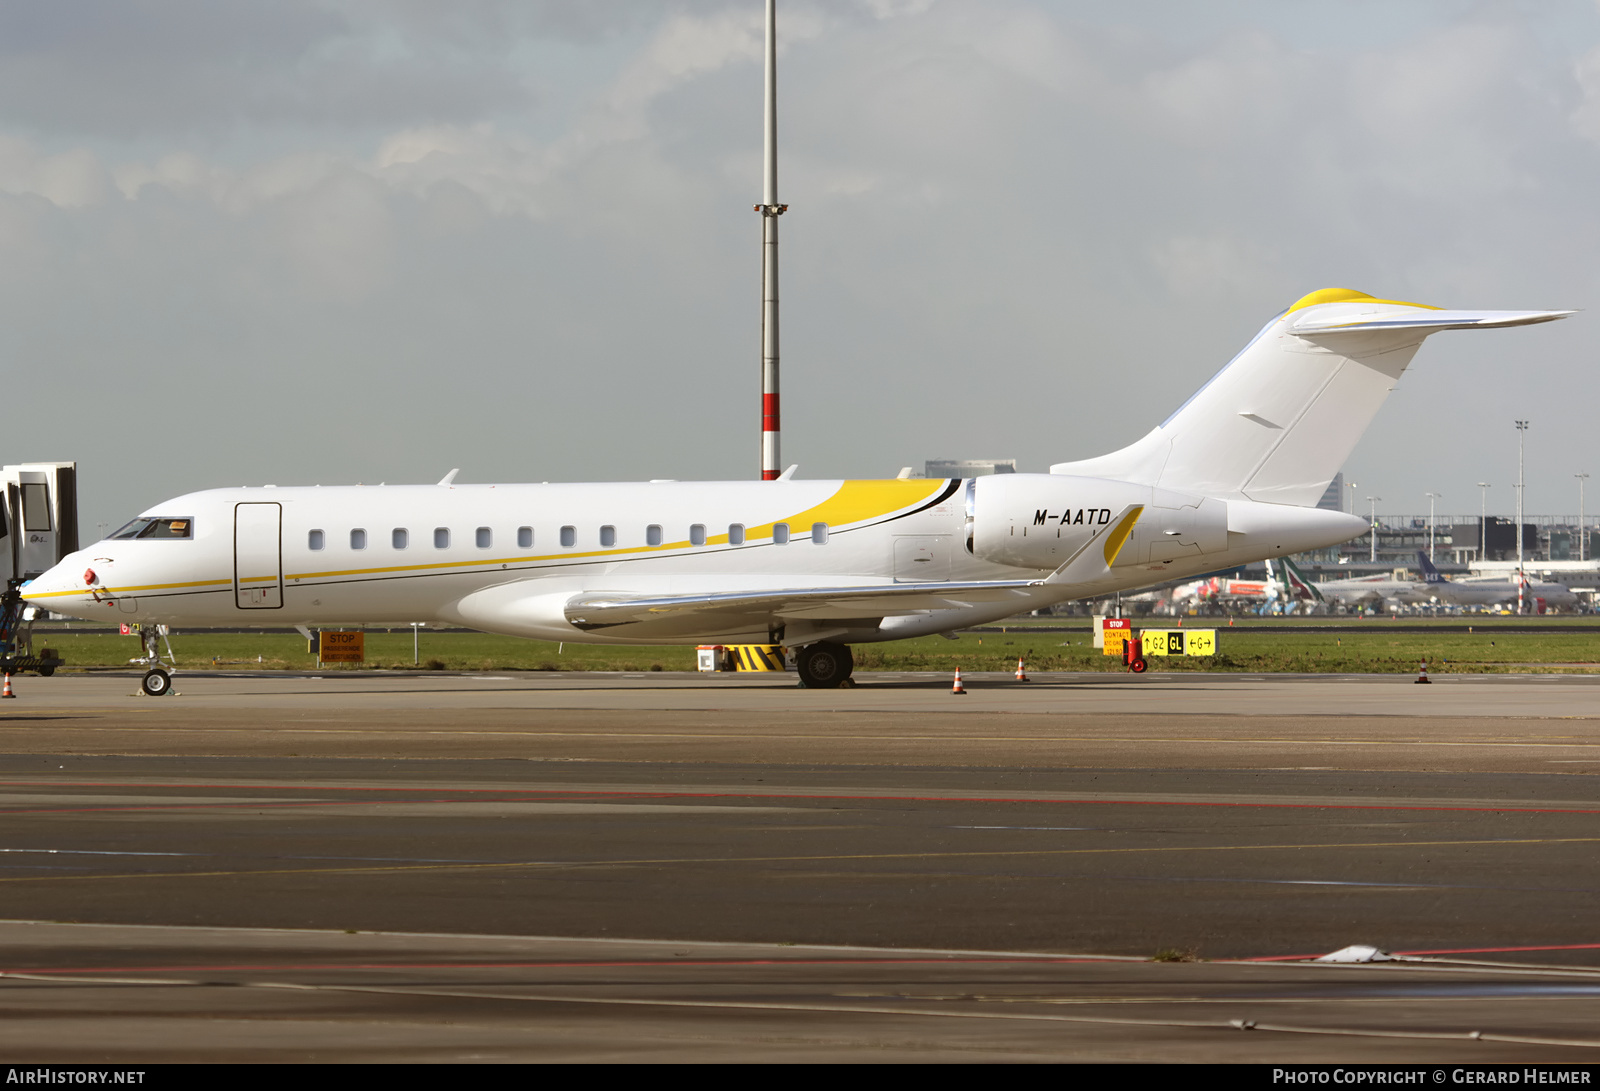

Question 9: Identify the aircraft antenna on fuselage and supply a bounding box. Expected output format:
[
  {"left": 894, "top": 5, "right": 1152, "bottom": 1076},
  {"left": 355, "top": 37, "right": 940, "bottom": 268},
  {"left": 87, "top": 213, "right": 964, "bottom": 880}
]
[{"left": 757, "top": 0, "right": 786, "bottom": 481}]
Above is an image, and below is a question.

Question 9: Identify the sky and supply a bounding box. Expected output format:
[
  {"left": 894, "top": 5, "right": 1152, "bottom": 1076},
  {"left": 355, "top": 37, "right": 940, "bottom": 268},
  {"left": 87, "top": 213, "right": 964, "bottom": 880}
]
[{"left": 4, "top": 0, "right": 1600, "bottom": 533}]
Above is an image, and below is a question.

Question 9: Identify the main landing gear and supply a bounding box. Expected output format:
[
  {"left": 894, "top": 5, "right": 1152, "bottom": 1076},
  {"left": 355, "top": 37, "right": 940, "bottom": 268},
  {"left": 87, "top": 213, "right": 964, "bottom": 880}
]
[
  {"left": 795, "top": 642, "right": 854, "bottom": 689},
  {"left": 135, "top": 625, "right": 176, "bottom": 697}
]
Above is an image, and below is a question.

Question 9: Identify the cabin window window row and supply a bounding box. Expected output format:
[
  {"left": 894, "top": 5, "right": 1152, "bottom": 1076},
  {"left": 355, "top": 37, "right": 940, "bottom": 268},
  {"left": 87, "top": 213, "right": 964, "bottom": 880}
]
[
  {"left": 325, "top": 522, "right": 829, "bottom": 554},
  {"left": 339, "top": 526, "right": 524, "bottom": 551}
]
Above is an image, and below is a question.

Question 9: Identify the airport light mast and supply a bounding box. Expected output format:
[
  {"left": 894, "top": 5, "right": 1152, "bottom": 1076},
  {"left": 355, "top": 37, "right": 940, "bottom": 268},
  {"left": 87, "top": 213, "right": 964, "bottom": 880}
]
[
  {"left": 1577, "top": 473, "right": 1589, "bottom": 562},
  {"left": 1425, "top": 492, "right": 1441, "bottom": 560},
  {"left": 756, "top": 0, "right": 787, "bottom": 481},
  {"left": 1367, "top": 496, "right": 1380, "bottom": 563},
  {"left": 1515, "top": 420, "right": 1528, "bottom": 614},
  {"left": 1477, "top": 483, "right": 1490, "bottom": 562}
]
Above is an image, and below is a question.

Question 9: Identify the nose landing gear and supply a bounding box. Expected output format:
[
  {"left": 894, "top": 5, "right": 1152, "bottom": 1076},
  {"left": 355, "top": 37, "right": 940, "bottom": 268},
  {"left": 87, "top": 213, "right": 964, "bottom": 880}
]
[{"left": 135, "top": 625, "right": 177, "bottom": 697}]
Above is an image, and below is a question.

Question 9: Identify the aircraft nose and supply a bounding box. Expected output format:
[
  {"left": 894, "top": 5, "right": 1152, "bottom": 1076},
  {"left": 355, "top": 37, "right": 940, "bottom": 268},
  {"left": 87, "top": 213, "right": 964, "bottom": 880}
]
[{"left": 25, "top": 553, "right": 95, "bottom": 608}]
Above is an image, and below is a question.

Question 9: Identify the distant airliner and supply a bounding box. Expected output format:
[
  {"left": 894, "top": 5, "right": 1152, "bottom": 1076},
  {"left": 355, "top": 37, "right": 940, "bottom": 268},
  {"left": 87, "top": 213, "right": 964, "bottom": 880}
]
[
  {"left": 1416, "top": 552, "right": 1577, "bottom": 610},
  {"left": 23, "top": 289, "right": 1570, "bottom": 694}
]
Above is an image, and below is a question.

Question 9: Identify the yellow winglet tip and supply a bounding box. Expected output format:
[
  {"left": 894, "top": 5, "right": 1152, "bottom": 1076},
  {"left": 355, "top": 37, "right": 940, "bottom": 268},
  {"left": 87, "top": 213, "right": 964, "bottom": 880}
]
[{"left": 1103, "top": 506, "right": 1143, "bottom": 567}]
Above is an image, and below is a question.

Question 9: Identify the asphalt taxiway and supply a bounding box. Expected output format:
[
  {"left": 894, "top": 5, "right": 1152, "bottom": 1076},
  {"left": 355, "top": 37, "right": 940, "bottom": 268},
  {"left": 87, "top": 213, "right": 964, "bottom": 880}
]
[{"left": 1, "top": 670, "right": 1599, "bottom": 1061}]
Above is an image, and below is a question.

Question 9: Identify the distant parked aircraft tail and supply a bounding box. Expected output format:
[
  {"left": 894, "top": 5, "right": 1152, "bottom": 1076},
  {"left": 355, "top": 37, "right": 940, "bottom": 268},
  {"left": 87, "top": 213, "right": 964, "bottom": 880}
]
[
  {"left": 1416, "top": 551, "right": 1446, "bottom": 584},
  {"left": 1280, "top": 556, "right": 1324, "bottom": 602}
]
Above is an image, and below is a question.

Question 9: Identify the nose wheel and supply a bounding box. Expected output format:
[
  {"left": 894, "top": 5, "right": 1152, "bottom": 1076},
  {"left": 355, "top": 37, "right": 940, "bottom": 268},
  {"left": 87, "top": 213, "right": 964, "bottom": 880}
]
[{"left": 135, "top": 626, "right": 177, "bottom": 696}]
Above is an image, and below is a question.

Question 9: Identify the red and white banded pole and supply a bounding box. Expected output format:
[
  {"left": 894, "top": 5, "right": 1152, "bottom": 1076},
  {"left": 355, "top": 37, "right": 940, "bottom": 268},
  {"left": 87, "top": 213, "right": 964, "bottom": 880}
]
[{"left": 756, "top": 0, "right": 786, "bottom": 481}]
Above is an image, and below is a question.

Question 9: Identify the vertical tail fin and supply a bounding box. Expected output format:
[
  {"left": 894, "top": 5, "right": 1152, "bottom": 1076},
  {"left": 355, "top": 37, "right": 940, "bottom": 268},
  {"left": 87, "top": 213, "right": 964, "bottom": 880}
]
[
  {"left": 1416, "top": 551, "right": 1445, "bottom": 584},
  {"left": 1281, "top": 556, "right": 1324, "bottom": 602},
  {"left": 1052, "top": 290, "right": 1572, "bottom": 506}
]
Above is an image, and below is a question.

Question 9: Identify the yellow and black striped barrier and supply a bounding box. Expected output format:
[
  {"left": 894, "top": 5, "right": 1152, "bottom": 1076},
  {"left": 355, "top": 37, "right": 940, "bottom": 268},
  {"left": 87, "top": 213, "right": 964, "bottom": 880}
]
[
  {"left": 728, "top": 644, "right": 785, "bottom": 671},
  {"left": 697, "top": 644, "right": 787, "bottom": 672}
]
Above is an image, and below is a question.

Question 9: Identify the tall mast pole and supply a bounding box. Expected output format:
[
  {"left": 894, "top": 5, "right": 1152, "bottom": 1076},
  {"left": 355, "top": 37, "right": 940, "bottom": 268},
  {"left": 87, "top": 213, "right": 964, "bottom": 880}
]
[
  {"left": 1577, "top": 473, "right": 1589, "bottom": 562},
  {"left": 1477, "top": 483, "right": 1489, "bottom": 562},
  {"left": 757, "top": 0, "right": 787, "bottom": 481},
  {"left": 1515, "top": 420, "right": 1528, "bottom": 614}
]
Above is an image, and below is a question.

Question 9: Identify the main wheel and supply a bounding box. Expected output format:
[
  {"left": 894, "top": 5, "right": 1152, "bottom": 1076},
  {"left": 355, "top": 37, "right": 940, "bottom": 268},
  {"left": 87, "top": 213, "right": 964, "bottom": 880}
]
[
  {"left": 141, "top": 668, "right": 172, "bottom": 697},
  {"left": 795, "top": 642, "right": 853, "bottom": 689}
]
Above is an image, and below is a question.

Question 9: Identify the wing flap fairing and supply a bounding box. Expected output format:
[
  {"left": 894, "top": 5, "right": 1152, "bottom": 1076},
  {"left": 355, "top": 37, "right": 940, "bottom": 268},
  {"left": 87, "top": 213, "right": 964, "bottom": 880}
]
[{"left": 563, "top": 581, "right": 1041, "bottom": 631}]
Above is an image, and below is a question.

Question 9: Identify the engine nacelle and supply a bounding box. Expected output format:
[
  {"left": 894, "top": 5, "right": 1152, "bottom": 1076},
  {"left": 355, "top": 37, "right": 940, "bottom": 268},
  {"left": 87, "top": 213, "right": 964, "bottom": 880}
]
[{"left": 967, "top": 474, "right": 1229, "bottom": 571}]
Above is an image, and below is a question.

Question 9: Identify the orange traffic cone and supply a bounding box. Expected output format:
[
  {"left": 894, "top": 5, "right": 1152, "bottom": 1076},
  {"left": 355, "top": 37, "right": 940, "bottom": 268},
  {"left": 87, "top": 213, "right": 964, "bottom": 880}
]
[
  {"left": 1015, "top": 657, "right": 1029, "bottom": 682},
  {"left": 952, "top": 668, "right": 967, "bottom": 695},
  {"left": 1, "top": 673, "right": 15, "bottom": 698},
  {"left": 1414, "top": 660, "right": 1431, "bottom": 685}
]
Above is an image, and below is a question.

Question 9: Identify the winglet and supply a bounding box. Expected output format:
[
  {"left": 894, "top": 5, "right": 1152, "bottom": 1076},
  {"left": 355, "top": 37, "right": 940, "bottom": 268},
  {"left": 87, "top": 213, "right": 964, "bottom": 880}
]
[
  {"left": 437, "top": 469, "right": 460, "bottom": 486},
  {"left": 1041, "top": 504, "right": 1144, "bottom": 585},
  {"left": 778, "top": 465, "right": 799, "bottom": 481}
]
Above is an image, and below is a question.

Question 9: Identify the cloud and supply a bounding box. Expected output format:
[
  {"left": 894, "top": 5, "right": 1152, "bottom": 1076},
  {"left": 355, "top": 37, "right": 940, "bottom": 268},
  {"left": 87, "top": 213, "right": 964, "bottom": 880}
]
[{"left": 0, "top": 0, "right": 1597, "bottom": 529}]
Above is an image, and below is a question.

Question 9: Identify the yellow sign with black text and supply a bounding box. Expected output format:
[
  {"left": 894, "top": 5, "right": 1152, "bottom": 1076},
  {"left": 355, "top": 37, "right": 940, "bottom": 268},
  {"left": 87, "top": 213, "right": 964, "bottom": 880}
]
[
  {"left": 317, "top": 631, "right": 365, "bottom": 663},
  {"left": 1139, "top": 630, "right": 1216, "bottom": 657}
]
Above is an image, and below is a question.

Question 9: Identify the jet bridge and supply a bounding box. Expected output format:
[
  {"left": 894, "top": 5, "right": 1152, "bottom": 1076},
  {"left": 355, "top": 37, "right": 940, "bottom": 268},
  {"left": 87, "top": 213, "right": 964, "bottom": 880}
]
[{"left": 0, "top": 462, "right": 78, "bottom": 678}]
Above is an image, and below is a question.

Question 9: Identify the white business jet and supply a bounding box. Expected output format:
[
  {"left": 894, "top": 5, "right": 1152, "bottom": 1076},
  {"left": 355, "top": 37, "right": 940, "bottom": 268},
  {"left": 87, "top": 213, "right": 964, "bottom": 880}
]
[{"left": 24, "top": 289, "right": 1569, "bottom": 694}]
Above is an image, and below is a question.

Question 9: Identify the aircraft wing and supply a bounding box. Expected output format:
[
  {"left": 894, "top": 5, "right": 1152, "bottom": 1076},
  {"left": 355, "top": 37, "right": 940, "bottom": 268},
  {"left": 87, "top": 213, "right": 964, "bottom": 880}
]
[
  {"left": 562, "top": 503, "right": 1147, "bottom": 633},
  {"left": 564, "top": 580, "right": 1042, "bottom": 631}
]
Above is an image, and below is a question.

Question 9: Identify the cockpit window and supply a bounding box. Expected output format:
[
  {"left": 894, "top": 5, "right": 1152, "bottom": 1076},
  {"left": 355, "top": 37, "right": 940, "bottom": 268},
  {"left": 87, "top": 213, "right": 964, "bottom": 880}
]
[{"left": 109, "top": 517, "right": 193, "bottom": 540}]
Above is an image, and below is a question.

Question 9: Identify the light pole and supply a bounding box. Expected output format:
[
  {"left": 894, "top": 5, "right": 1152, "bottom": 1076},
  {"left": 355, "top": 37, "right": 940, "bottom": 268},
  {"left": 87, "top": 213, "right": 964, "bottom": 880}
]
[
  {"left": 1367, "top": 496, "right": 1380, "bottom": 563},
  {"left": 756, "top": 0, "right": 785, "bottom": 479},
  {"left": 1477, "top": 483, "right": 1490, "bottom": 562},
  {"left": 1425, "top": 492, "right": 1441, "bottom": 560},
  {"left": 1577, "top": 473, "right": 1590, "bottom": 562},
  {"left": 1347, "top": 481, "right": 1358, "bottom": 516},
  {"left": 1515, "top": 420, "right": 1529, "bottom": 613}
]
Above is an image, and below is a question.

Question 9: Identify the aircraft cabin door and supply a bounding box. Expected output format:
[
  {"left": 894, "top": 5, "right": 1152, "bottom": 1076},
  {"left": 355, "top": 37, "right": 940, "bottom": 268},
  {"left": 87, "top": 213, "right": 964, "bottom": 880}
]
[{"left": 234, "top": 503, "right": 283, "bottom": 609}]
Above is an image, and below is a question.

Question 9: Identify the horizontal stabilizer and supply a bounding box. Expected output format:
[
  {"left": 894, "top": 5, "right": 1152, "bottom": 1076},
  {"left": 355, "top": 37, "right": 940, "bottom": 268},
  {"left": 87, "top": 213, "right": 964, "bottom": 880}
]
[{"left": 1289, "top": 309, "right": 1574, "bottom": 336}]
